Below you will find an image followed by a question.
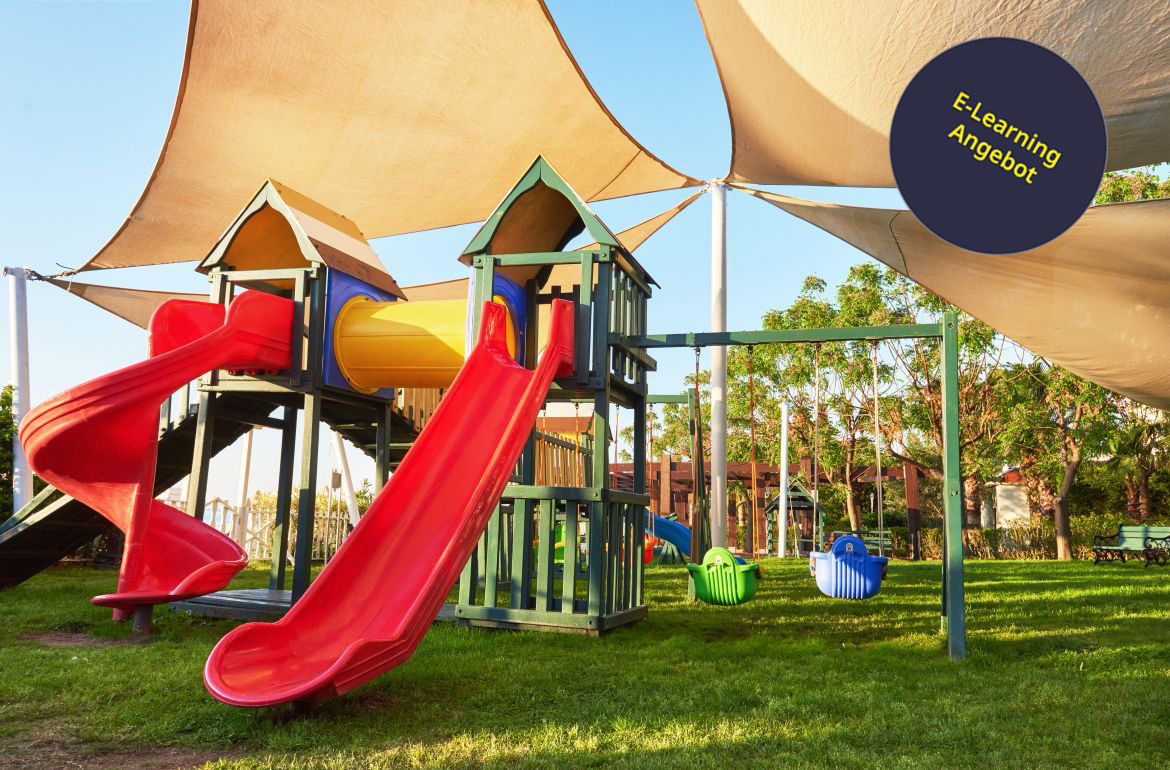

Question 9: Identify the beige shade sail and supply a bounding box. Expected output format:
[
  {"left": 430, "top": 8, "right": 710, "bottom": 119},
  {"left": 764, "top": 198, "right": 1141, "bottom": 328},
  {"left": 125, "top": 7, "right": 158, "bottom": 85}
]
[
  {"left": 698, "top": 0, "right": 1170, "bottom": 186},
  {"left": 742, "top": 187, "right": 1170, "bottom": 409},
  {"left": 409, "top": 191, "right": 697, "bottom": 297},
  {"left": 51, "top": 189, "right": 690, "bottom": 328},
  {"left": 46, "top": 279, "right": 206, "bottom": 330},
  {"left": 83, "top": 0, "right": 698, "bottom": 271},
  {"left": 576, "top": 190, "right": 704, "bottom": 252},
  {"left": 549, "top": 190, "right": 701, "bottom": 290},
  {"left": 54, "top": 187, "right": 687, "bottom": 327},
  {"left": 399, "top": 279, "right": 469, "bottom": 303}
]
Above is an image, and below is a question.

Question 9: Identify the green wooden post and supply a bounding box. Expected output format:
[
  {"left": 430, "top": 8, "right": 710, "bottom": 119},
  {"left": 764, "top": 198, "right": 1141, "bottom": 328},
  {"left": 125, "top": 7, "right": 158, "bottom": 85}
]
[
  {"left": 375, "top": 402, "right": 391, "bottom": 492},
  {"left": 508, "top": 427, "right": 536, "bottom": 611},
  {"left": 613, "top": 498, "right": 622, "bottom": 613},
  {"left": 186, "top": 392, "right": 216, "bottom": 521},
  {"left": 940, "top": 311, "right": 966, "bottom": 659},
  {"left": 472, "top": 255, "right": 495, "bottom": 333},
  {"left": 510, "top": 281, "right": 540, "bottom": 611},
  {"left": 459, "top": 545, "right": 479, "bottom": 607},
  {"left": 290, "top": 270, "right": 307, "bottom": 384},
  {"left": 591, "top": 261, "right": 611, "bottom": 389},
  {"left": 536, "top": 499, "right": 554, "bottom": 611},
  {"left": 459, "top": 254, "right": 498, "bottom": 611},
  {"left": 561, "top": 501, "right": 579, "bottom": 613},
  {"left": 633, "top": 399, "right": 646, "bottom": 605},
  {"left": 204, "top": 271, "right": 229, "bottom": 389},
  {"left": 576, "top": 252, "right": 593, "bottom": 384},
  {"left": 587, "top": 391, "right": 608, "bottom": 617},
  {"left": 511, "top": 493, "right": 534, "bottom": 610},
  {"left": 291, "top": 392, "right": 321, "bottom": 602},
  {"left": 623, "top": 504, "right": 635, "bottom": 610},
  {"left": 459, "top": 251, "right": 488, "bottom": 610},
  {"left": 484, "top": 503, "right": 501, "bottom": 608},
  {"left": 268, "top": 406, "right": 298, "bottom": 590}
]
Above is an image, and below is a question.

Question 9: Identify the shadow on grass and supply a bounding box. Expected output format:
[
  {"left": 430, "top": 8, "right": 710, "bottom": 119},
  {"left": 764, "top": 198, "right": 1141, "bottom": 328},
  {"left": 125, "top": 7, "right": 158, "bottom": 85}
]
[{"left": 2, "top": 559, "right": 1170, "bottom": 767}]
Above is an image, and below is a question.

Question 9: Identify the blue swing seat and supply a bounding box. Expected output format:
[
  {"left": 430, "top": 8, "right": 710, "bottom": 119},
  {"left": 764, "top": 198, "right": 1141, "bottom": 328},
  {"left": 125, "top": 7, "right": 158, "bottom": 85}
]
[{"left": 810, "top": 535, "right": 888, "bottom": 600}]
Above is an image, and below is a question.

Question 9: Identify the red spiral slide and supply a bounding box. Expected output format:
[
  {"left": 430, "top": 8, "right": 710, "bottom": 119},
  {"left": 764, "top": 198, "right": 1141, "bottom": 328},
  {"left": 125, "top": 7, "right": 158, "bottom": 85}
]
[
  {"left": 204, "top": 299, "right": 574, "bottom": 707},
  {"left": 19, "top": 291, "right": 294, "bottom": 614}
]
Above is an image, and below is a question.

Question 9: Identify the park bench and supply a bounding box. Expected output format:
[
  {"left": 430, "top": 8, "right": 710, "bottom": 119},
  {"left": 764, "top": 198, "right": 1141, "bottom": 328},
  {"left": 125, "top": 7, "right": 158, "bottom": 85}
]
[
  {"left": 1092, "top": 525, "right": 1170, "bottom": 567},
  {"left": 828, "top": 529, "right": 893, "bottom": 555}
]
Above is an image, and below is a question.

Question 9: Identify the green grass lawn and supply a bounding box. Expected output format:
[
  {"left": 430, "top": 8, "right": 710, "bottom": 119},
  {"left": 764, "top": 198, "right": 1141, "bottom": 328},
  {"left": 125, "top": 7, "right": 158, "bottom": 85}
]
[{"left": 1, "top": 558, "right": 1168, "bottom": 769}]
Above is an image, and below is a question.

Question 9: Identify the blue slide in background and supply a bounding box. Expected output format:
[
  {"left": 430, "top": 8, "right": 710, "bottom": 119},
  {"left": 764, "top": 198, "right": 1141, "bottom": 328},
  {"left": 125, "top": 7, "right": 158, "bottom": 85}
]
[{"left": 644, "top": 511, "right": 691, "bottom": 559}]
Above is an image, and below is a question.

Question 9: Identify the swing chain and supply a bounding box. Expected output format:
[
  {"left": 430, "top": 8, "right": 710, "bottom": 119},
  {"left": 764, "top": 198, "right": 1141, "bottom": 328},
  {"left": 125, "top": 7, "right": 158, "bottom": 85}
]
[{"left": 747, "top": 345, "right": 761, "bottom": 567}]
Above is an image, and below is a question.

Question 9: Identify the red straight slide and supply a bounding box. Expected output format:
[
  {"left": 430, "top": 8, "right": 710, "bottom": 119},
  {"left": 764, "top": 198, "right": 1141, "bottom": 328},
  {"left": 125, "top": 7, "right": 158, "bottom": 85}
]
[
  {"left": 204, "top": 299, "right": 574, "bottom": 707},
  {"left": 19, "top": 291, "right": 293, "bottom": 613}
]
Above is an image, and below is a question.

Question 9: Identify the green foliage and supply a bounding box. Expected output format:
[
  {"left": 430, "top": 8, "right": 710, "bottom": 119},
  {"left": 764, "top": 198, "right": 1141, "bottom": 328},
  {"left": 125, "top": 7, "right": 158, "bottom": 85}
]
[
  {"left": 0, "top": 384, "right": 13, "bottom": 514},
  {"left": 1095, "top": 167, "right": 1170, "bottom": 204},
  {"left": 919, "top": 513, "right": 1170, "bottom": 560},
  {"left": 354, "top": 479, "right": 375, "bottom": 514},
  {"left": 649, "top": 264, "right": 1007, "bottom": 526}
]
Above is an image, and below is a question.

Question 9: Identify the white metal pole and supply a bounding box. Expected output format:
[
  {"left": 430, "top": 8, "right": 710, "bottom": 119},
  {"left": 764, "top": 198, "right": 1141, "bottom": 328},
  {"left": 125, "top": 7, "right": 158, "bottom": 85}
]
[
  {"left": 778, "top": 401, "right": 789, "bottom": 558},
  {"left": 5, "top": 267, "right": 32, "bottom": 513},
  {"left": 233, "top": 429, "right": 254, "bottom": 543},
  {"left": 332, "top": 430, "right": 361, "bottom": 528},
  {"left": 709, "top": 182, "right": 728, "bottom": 549},
  {"left": 873, "top": 343, "right": 884, "bottom": 554}
]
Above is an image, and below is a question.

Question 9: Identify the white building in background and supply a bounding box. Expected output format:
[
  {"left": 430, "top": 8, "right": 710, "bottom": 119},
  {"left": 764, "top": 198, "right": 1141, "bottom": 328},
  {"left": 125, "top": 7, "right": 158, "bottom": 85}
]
[
  {"left": 994, "top": 484, "right": 1031, "bottom": 529},
  {"left": 984, "top": 466, "right": 1032, "bottom": 529}
]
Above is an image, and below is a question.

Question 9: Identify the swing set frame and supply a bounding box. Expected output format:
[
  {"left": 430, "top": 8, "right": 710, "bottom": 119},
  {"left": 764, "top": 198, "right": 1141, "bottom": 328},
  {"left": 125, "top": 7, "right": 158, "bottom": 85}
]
[{"left": 626, "top": 311, "right": 966, "bottom": 659}]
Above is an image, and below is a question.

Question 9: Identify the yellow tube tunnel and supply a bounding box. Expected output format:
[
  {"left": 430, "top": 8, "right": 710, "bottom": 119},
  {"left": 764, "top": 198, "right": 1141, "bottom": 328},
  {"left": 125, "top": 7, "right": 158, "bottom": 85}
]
[{"left": 333, "top": 297, "right": 516, "bottom": 390}]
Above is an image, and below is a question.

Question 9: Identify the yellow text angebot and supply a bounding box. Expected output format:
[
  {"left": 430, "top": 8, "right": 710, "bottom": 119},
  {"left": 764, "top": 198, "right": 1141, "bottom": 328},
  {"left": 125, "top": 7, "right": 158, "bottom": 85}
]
[{"left": 948, "top": 92, "right": 1061, "bottom": 184}]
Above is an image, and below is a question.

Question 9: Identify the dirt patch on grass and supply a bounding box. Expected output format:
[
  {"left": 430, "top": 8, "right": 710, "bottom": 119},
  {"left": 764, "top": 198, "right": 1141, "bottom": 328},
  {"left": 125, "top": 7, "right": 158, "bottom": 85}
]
[
  {"left": 21, "top": 632, "right": 135, "bottom": 648},
  {"left": 3, "top": 734, "right": 245, "bottom": 769}
]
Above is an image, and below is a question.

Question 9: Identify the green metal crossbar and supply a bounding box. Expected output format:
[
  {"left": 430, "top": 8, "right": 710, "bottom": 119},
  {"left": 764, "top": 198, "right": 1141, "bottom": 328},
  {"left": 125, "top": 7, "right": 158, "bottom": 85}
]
[
  {"left": 623, "top": 323, "right": 943, "bottom": 349},
  {"left": 633, "top": 315, "right": 965, "bottom": 660}
]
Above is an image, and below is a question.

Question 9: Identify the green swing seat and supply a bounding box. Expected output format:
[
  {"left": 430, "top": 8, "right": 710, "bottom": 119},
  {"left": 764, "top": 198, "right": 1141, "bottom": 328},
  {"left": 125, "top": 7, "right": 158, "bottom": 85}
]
[{"left": 686, "top": 547, "right": 761, "bottom": 606}]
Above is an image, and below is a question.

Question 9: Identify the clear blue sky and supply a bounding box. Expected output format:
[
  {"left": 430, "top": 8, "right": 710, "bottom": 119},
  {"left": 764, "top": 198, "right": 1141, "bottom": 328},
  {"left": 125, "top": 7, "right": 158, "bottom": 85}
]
[{"left": 0, "top": 1, "right": 905, "bottom": 501}]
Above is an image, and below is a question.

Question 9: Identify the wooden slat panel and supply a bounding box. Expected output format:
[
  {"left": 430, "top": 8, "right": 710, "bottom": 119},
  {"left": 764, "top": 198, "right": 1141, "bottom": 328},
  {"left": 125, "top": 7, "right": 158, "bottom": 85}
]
[
  {"left": 561, "top": 502, "right": 579, "bottom": 614},
  {"left": 536, "top": 500, "right": 555, "bottom": 612},
  {"left": 483, "top": 504, "right": 501, "bottom": 608}
]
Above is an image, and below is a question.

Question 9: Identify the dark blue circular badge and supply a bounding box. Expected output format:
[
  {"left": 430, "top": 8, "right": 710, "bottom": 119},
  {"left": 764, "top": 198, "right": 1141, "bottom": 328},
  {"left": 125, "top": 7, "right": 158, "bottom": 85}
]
[{"left": 890, "top": 37, "right": 1106, "bottom": 255}]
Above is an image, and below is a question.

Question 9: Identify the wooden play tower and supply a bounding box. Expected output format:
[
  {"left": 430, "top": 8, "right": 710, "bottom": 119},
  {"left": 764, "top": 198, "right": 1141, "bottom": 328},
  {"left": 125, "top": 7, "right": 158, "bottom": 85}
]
[
  {"left": 175, "top": 159, "right": 654, "bottom": 634},
  {"left": 450, "top": 157, "right": 654, "bottom": 634}
]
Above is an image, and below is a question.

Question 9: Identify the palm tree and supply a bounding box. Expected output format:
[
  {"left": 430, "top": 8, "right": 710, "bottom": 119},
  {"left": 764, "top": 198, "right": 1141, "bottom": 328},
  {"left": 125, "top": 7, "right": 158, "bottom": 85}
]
[{"left": 1106, "top": 416, "right": 1167, "bottom": 522}]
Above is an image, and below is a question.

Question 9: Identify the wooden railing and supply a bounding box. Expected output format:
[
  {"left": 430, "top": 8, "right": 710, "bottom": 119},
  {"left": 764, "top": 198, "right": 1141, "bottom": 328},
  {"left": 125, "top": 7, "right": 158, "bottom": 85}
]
[
  {"left": 534, "top": 433, "right": 588, "bottom": 487},
  {"left": 393, "top": 387, "right": 444, "bottom": 434}
]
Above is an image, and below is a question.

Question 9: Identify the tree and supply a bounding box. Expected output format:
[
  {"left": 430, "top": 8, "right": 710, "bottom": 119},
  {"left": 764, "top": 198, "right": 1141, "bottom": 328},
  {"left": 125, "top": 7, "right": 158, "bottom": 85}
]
[
  {"left": 1105, "top": 411, "right": 1168, "bottom": 521},
  {"left": 653, "top": 266, "right": 1015, "bottom": 535},
  {"left": 1, "top": 385, "right": 13, "bottom": 514},
  {"left": 1095, "top": 167, "right": 1170, "bottom": 204},
  {"left": 994, "top": 361, "right": 1115, "bottom": 559},
  {"left": 743, "top": 273, "right": 894, "bottom": 530},
  {"left": 751, "top": 267, "right": 1010, "bottom": 530}
]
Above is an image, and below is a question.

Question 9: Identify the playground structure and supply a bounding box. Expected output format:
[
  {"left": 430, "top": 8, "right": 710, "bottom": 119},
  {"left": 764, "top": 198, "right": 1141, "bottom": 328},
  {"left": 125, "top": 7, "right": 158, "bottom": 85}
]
[
  {"left": 612, "top": 322, "right": 965, "bottom": 650},
  {"left": 616, "top": 332, "right": 929, "bottom": 563},
  {"left": 18, "top": 290, "right": 293, "bottom": 623},
  {"left": 0, "top": 154, "right": 970, "bottom": 713},
  {"left": 205, "top": 299, "right": 575, "bottom": 706},
  {"left": 4, "top": 156, "right": 657, "bottom": 654}
]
